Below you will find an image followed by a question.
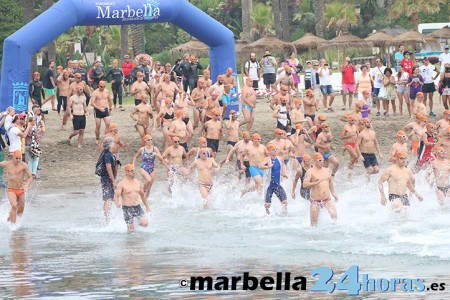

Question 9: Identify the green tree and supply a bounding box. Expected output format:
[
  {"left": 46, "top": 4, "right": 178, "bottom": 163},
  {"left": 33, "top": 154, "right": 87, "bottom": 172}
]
[
  {"left": 41, "top": 0, "right": 56, "bottom": 63},
  {"left": 389, "top": 0, "right": 447, "bottom": 26},
  {"left": 120, "top": 25, "right": 130, "bottom": 59},
  {"left": 324, "top": 2, "right": 358, "bottom": 36},
  {"left": 251, "top": 3, "right": 274, "bottom": 38},
  {"left": 0, "top": 0, "right": 24, "bottom": 64},
  {"left": 131, "top": 24, "right": 144, "bottom": 56}
]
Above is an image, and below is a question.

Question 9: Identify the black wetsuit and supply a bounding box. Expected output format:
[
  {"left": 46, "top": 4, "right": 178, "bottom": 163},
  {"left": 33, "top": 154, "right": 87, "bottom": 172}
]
[
  {"left": 106, "top": 68, "right": 124, "bottom": 106},
  {"left": 186, "top": 62, "right": 203, "bottom": 93},
  {"left": 179, "top": 60, "right": 191, "bottom": 92},
  {"left": 91, "top": 67, "right": 104, "bottom": 90},
  {"left": 29, "top": 80, "right": 45, "bottom": 107},
  {"left": 299, "top": 166, "right": 310, "bottom": 200}
]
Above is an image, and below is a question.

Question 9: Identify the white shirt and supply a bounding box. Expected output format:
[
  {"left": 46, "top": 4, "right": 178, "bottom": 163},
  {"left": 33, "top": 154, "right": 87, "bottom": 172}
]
[
  {"left": 439, "top": 52, "right": 450, "bottom": 72},
  {"left": 318, "top": 67, "right": 332, "bottom": 85},
  {"left": 419, "top": 64, "right": 436, "bottom": 84},
  {"left": 371, "top": 66, "right": 386, "bottom": 89},
  {"left": 4, "top": 115, "right": 13, "bottom": 130},
  {"left": 8, "top": 126, "right": 22, "bottom": 152},
  {"left": 245, "top": 60, "right": 260, "bottom": 80}
]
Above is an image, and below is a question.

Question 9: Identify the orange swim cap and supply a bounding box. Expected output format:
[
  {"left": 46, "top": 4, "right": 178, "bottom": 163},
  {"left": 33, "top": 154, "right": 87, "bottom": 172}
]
[
  {"left": 363, "top": 117, "right": 371, "bottom": 123},
  {"left": 296, "top": 123, "right": 303, "bottom": 130},
  {"left": 303, "top": 153, "right": 311, "bottom": 161},
  {"left": 109, "top": 124, "right": 118, "bottom": 130},
  {"left": 217, "top": 75, "right": 224, "bottom": 81},
  {"left": 226, "top": 67, "right": 233, "bottom": 75},
  {"left": 314, "top": 152, "right": 324, "bottom": 160},
  {"left": 13, "top": 150, "right": 22, "bottom": 159},
  {"left": 267, "top": 144, "right": 276, "bottom": 152},
  {"left": 419, "top": 115, "right": 428, "bottom": 122},
  {"left": 212, "top": 108, "right": 220, "bottom": 116},
  {"left": 284, "top": 66, "right": 291, "bottom": 72},
  {"left": 200, "top": 148, "right": 209, "bottom": 154},
  {"left": 164, "top": 98, "right": 172, "bottom": 104},
  {"left": 125, "top": 164, "right": 135, "bottom": 172},
  {"left": 320, "top": 122, "right": 329, "bottom": 128},
  {"left": 294, "top": 99, "right": 302, "bottom": 106},
  {"left": 305, "top": 89, "right": 313, "bottom": 96},
  {"left": 355, "top": 101, "right": 363, "bottom": 108},
  {"left": 242, "top": 131, "right": 250, "bottom": 138},
  {"left": 397, "top": 130, "right": 406, "bottom": 136},
  {"left": 347, "top": 115, "right": 355, "bottom": 121},
  {"left": 198, "top": 137, "right": 207, "bottom": 144},
  {"left": 190, "top": 55, "right": 196, "bottom": 61},
  {"left": 176, "top": 110, "right": 184, "bottom": 118},
  {"left": 395, "top": 150, "right": 407, "bottom": 159},
  {"left": 318, "top": 114, "right": 327, "bottom": 121},
  {"left": 416, "top": 92, "right": 424, "bottom": 97},
  {"left": 252, "top": 133, "right": 261, "bottom": 141},
  {"left": 197, "top": 78, "right": 205, "bottom": 85},
  {"left": 144, "top": 134, "right": 152, "bottom": 140},
  {"left": 426, "top": 123, "right": 435, "bottom": 130}
]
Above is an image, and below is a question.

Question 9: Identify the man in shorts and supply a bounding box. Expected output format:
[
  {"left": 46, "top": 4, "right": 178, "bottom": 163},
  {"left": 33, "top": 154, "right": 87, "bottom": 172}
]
[
  {"left": 0, "top": 150, "right": 33, "bottom": 224},
  {"left": 260, "top": 50, "right": 277, "bottom": 93},
  {"left": 222, "top": 68, "right": 237, "bottom": 116},
  {"left": 419, "top": 57, "right": 439, "bottom": 117},
  {"left": 371, "top": 58, "right": 386, "bottom": 116},
  {"left": 240, "top": 133, "right": 268, "bottom": 197},
  {"left": 302, "top": 152, "right": 338, "bottom": 227},
  {"left": 68, "top": 87, "right": 89, "bottom": 148},
  {"left": 223, "top": 131, "right": 252, "bottom": 185},
  {"left": 340, "top": 57, "right": 356, "bottom": 110},
  {"left": 318, "top": 59, "right": 335, "bottom": 112},
  {"left": 43, "top": 61, "right": 56, "bottom": 110},
  {"left": 114, "top": 164, "right": 150, "bottom": 232},
  {"left": 356, "top": 117, "right": 383, "bottom": 180},
  {"left": 379, "top": 151, "right": 423, "bottom": 213},
  {"left": 91, "top": 80, "right": 112, "bottom": 143},
  {"left": 200, "top": 108, "right": 222, "bottom": 157}
]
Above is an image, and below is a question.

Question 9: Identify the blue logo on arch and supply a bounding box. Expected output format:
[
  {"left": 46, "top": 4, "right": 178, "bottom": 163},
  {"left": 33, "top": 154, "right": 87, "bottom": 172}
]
[{"left": 12, "top": 82, "right": 28, "bottom": 112}]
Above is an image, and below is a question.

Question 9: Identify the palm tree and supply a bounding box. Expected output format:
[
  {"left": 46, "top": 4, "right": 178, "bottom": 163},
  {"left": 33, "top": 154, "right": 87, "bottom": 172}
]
[
  {"left": 271, "top": 0, "right": 281, "bottom": 40},
  {"left": 241, "top": 0, "right": 253, "bottom": 42},
  {"left": 120, "top": 25, "right": 129, "bottom": 59},
  {"left": 41, "top": 0, "right": 56, "bottom": 63},
  {"left": 324, "top": 2, "right": 358, "bottom": 36},
  {"left": 280, "top": 0, "right": 290, "bottom": 41},
  {"left": 131, "top": 24, "right": 144, "bottom": 56},
  {"left": 389, "top": 0, "right": 446, "bottom": 26},
  {"left": 251, "top": 3, "right": 274, "bottom": 38},
  {"left": 313, "top": 0, "right": 324, "bottom": 38}
]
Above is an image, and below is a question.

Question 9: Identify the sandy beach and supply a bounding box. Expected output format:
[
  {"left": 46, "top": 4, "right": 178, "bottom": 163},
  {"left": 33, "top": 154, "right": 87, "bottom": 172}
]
[{"left": 33, "top": 93, "right": 446, "bottom": 191}]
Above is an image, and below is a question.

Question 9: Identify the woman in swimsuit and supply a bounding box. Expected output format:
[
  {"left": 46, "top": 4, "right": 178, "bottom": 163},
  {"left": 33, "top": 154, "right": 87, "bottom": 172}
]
[
  {"left": 154, "top": 98, "right": 175, "bottom": 149},
  {"left": 132, "top": 134, "right": 167, "bottom": 200}
]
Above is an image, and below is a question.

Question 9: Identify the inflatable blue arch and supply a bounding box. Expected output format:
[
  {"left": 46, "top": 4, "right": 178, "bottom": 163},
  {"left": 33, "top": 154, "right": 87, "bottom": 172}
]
[{"left": 0, "top": 0, "right": 237, "bottom": 112}]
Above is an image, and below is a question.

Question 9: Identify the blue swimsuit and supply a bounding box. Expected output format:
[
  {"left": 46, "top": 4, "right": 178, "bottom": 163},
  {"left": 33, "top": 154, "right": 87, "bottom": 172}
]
[{"left": 141, "top": 147, "right": 155, "bottom": 174}]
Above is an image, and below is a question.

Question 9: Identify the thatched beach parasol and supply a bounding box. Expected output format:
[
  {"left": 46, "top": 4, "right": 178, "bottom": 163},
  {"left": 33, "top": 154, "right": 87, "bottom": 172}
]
[
  {"left": 319, "top": 32, "right": 371, "bottom": 50},
  {"left": 235, "top": 39, "right": 249, "bottom": 56},
  {"left": 292, "top": 33, "right": 326, "bottom": 51},
  {"left": 393, "top": 30, "right": 435, "bottom": 46},
  {"left": 241, "top": 35, "right": 295, "bottom": 58},
  {"left": 429, "top": 26, "right": 450, "bottom": 44},
  {"left": 364, "top": 31, "right": 395, "bottom": 47},
  {"left": 171, "top": 37, "right": 209, "bottom": 58}
]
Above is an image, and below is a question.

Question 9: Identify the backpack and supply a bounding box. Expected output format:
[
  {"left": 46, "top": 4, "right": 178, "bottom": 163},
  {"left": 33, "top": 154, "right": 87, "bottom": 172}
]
[{"left": 95, "top": 151, "right": 107, "bottom": 176}]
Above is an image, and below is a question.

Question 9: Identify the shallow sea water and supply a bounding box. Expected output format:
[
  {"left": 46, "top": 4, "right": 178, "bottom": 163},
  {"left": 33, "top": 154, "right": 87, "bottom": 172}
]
[{"left": 1, "top": 166, "right": 449, "bottom": 299}]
